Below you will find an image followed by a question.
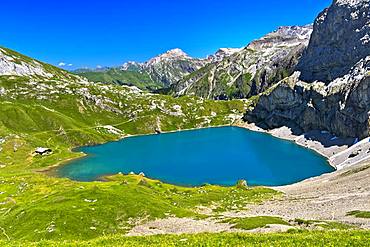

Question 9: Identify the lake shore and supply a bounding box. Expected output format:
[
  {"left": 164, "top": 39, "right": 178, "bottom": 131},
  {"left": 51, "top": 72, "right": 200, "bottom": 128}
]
[
  {"left": 234, "top": 121, "right": 370, "bottom": 170},
  {"left": 52, "top": 124, "right": 332, "bottom": 185},
  {"left": 43, "top": 121, "right": 370, "bottom": 236},
  {"left": 44, "top": 121, "right": 370, "bottom": 179}
]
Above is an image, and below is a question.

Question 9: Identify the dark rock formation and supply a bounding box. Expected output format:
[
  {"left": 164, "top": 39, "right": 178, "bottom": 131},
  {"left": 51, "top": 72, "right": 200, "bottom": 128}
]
[
  {"left": 245, "top": 57, "right": 370, "bottom": 138},
  {"left": 298, "top": 0, "right": 370, "bottom": 83}
]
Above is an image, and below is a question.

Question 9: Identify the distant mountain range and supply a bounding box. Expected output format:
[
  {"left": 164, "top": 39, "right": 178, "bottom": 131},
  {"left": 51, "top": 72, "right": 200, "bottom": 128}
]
[
  {"left": 172, "top": 25, "right": 313, "bottom": 100},
  {"left": 75, "top": 25, "right": 313, "bottom": 99},
  {"left": 74, "top": 47, "right": 242, "bottom": 90}
]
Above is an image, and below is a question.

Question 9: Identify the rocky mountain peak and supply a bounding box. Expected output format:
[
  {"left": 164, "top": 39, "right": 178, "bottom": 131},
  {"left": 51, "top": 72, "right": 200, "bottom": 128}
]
[
  {"left": 121, "top": 61, "right": 143, "bottom": 71},
  {"left": 146, "top": 48, "right": 190, "bottom": 66},
  {"left": 336, "top": 0, "right": 368, "bottom": 7},
  {"left": 274, "top": 25, "right": 313, "bottom": 40},
  {"left": 172, "top": 24, "right": 312, "bottom": 100},
  {"left": 165, "top": 48, "right": 189, "bottom": 57},
  {"left": 247, "top": 25, "right": 313, "bottom": 50},
  {"left": 207, "top": 48, "right": 242, "bottom": 62}
]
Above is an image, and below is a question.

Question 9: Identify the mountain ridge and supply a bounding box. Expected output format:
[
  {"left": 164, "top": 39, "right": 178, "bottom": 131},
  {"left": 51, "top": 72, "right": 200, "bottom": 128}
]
[
  {"left": 171, "top": 24, "right": 313, "bottom": 100},
  {"left": 75, "top": 47, "right": 244, "bottom": 89}
]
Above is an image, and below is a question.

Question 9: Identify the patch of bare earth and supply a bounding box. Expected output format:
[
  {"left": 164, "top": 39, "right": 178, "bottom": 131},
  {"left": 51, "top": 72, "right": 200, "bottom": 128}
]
[
  {"left": 242, "top": 162, "right": 370, "bottom": 229},
  {"left": 126, "top": 218, "right": 233, "bottom": 236}
]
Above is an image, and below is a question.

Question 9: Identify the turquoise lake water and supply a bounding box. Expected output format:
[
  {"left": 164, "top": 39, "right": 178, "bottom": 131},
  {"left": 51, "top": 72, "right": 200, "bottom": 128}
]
[{"left": 57, "top": 127, "right": 334, "bottom": 186}]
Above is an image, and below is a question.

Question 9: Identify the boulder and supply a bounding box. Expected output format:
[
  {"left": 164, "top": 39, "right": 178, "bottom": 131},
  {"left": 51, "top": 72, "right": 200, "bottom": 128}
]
[{"left": 236, "top": 179, "right": 248, "bottom": 189}]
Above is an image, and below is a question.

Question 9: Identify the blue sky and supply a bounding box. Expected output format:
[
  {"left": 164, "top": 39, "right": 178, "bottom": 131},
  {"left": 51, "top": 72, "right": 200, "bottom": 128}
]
[{"left": 1, "top": 0, "right": 331, "bottom": 69}]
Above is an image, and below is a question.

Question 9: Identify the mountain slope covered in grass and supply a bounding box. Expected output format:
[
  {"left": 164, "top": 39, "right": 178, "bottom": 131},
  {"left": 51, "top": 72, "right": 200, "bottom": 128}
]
[
  {"left": 0, "top": 47, "right": 276, "bottom": 242},
  {"left": 76, "top": 68, "right": 162, "bottom": 90}
]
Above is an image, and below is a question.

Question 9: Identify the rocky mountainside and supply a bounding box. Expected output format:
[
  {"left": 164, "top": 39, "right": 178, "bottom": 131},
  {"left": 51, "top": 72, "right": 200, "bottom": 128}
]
[
  {"left": 298, "top": 0, "right": 370, "bottom": 83},
  {"left": 171, "top": 25, "right": 313, "bottom": 100},
  {"left": 207, "top": 48, "right": 242, "bottom": 63},
  {"left": 0, "top": 47, "right": 81, "bottom": 82},
  {"left": 121, "top": 61, "right": 143, "bottom": 72},
  {"left": 245, "top": 0, "right": 370, "bottom": 139}
]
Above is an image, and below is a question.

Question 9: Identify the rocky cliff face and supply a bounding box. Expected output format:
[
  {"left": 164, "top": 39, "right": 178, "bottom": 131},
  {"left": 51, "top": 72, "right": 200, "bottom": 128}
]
[
  {"left": 172, "top": 25, "right": 313, "bottom": 99},
  {"left": 245, "top": 0, "right": 370, "bottom": 139},
  {"left": 298, "top": 0, "right": 370, "bottom": 83},
  {"left": 245, "top": 57, "right": 370, "bottom": 139}
]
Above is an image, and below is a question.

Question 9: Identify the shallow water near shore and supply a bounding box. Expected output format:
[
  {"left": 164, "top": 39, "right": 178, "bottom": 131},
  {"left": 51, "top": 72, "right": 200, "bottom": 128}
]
[{"left": 57, "top": 126, "right": 334, "bottom": 186}]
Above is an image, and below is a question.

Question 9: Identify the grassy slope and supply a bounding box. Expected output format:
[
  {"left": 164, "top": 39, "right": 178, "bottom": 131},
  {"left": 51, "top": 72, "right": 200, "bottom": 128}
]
[
  {"left": 0, "top": 75, "right": 284, "bottom": 242},
  {"left": 77, "top": 69, "right": 162, "bottom": 90},
  {"left": 347, "top": 211, "right": 370, "bottom": 219},
  {"left": 1, "top": 231, "right": 369, "bottom": 246},
  {"left": 222, "top": 216, "right": 290, "bottom": 230}
]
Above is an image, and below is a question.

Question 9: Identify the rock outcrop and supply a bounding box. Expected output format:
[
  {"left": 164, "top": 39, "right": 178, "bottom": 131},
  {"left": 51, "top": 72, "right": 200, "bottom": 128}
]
[
  {"left": 172, "top": 25, "right": 313, "bottom": 99},
  {"left": 0, "top": 48, "right": 53, "bottom": 78},
  {"left": 297, "top": 0, "right": 370, "bottom": 83},
  {"left": 245, "top": 57, "right": 370, "bottom": 139},
  {"left": 0, "top": 47, "right": 82, "bottom": 82}
]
